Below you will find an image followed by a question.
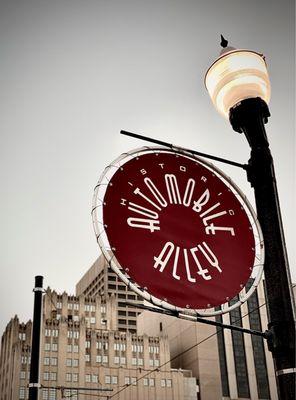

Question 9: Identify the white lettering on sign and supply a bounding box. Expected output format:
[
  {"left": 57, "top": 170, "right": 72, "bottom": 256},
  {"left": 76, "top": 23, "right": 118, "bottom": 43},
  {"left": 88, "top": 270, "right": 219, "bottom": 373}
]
[
  {"left": 127, "top": 218, "right": 160, "bottom": 232},
  {"left": 134, "top": 187, "right": 162, "bottom": 211},
  {"left": 205, "top": 224, "right": 235, "bottom": 236},
  {"left": 144, "top": 178, "right": 168, "bottom": 208},
  {"left": 158, "top": 163, "right": 165, "bottom": 169},
  {"left": 153, "top": 241, "right": 222, "bottom": 282},
  {"left": 192, "top": 189, "right": 210, "bottom": 213},
  {"left": 183, "top": 179, "right": 195, "bottom": 207},
  {"left": 180, "top": 166, "right": 186, "bottom": 172},
  {"left": 165, "top": 174, "right": 182, "bottom": 204},
  {"left": 125, "top": 173, "right": 235, "bottom": 236}
]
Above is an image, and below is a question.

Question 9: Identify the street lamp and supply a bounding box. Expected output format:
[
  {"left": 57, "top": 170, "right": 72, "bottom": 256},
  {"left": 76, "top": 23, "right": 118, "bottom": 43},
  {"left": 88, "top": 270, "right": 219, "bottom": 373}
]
[{"left": 205, "top": 36, "right": 295, "bottom": 400}]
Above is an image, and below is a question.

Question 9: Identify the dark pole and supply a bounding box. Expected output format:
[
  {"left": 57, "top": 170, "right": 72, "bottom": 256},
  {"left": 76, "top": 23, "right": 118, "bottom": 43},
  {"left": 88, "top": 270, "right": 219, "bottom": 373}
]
[
  {"left": 229, "top": 97, "right": 296, "bottom": 399},
  {"left": 29, "top": 275, "right": 44, "bottom": 400}
]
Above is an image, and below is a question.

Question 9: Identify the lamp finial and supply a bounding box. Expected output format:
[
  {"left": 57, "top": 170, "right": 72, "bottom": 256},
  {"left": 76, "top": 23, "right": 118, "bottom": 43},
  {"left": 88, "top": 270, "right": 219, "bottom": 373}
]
[{"left": 220, "top": 35, "right": 228, "bottom": 48}]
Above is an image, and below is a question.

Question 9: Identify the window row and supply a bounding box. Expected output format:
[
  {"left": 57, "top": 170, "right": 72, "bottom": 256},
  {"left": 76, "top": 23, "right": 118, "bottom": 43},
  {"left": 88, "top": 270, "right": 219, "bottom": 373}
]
[
  {"left": 66, "top": 373, "right": 78, "bottom": 382},
  {"left": 43, "top": 372, "right": 57, "bottom": 381},
  {"left": 149, "top": 345, "right": 160, "bottom": 354},
  {"left": 21, "top": 356, "right": 31, "bottom": 364},
  {"left": 45, "top": 329, "right": 59, "bottom": 337},
  {"left": 67, "top": 330, "right": 79, "bottom": 338},
  {"left": 132, "top": 357, "right": 144, "bottom": 366},
  {"left": 42, "top": 388, "right": 57, "bottom": 400},
  {"left": 44, "top": 343, "right": 58, "bottom": 352},
  {"left": 19, "top": 333, "right": 26, "bottom": 341},
  {"left": 85, "top": 374, "right": 99, "bottom": 383},
  {"left": 132, "top": 344, "right": 143, "bottom": 352},
  {"left": 44, "top": 357, "right": 57, "bottom": 366},
  {"left": 114, "top": 342, "right": 126, "bottom": 351},
  {"left": 66, "top": 358, "right": 79, "bottom": 367},
  {"left": 67, "top": 344, "right": 79, "bottom": 353}
]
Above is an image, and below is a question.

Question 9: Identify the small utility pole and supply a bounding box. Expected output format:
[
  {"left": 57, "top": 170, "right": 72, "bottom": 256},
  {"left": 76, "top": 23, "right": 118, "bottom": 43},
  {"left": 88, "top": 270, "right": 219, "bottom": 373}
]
[{"left": 28, "top": 276, "right": 44, "bottom": 400}]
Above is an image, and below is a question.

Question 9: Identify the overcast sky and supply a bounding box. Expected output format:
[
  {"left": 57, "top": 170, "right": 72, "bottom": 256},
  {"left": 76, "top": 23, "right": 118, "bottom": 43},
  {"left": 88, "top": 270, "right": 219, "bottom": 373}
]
[{"left": 0, "top": 0, "right": 294, "bottom": 336}]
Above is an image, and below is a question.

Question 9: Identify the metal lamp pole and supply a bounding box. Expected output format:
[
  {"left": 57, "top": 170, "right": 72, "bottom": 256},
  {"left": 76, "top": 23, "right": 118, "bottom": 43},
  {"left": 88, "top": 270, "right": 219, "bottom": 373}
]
[{"left": 205, "top": 38, "right": 295, "bottom": 399}]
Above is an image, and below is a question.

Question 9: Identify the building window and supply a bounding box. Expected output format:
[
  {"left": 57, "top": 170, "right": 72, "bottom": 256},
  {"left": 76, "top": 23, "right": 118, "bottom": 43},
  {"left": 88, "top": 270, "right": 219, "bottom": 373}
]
[
  {"left": 92, "top": 375, "right": 98, "bottom": 383},
  {"left": 138, "top": 358, "right": 143, "bottom": 366},
  {"left": 52, "top": 329, "right": 59, "bottom": 337},
  {"left": 144, "top": 378, "right": 148, "bottom": 386},
  {"left": 96, "top": 355, "right": 102, "bottom": 363},
  {"left": 120, "top": 357, "right": 126, "bottom": 365},
  {"left": 85, "top": 374, "right": 91, "bottom": 383},
  {"left": 19, "top": 332, "right": 26, "bottom": 341},
  {"left": 56, "top": 302, "right": 62, "bottom": 309},
  {"left": 85, "top": 354, "right": 90, "bottom": 362},
  {"left": 124, "top": 376, "right": 130, "bottom": 385},
  {"left": 73, "top": 345, "right": 79, "bottom": 353},
  {"left": 114, "top": 356, "right": 120, "bottom": 364},
  {"left": 85, "top": 340, "right": 91, "bottom": 348},
  {"left": 51, "top": 357, "right": 57, "bottom": 366},
  {"left": 66, "top": 358, "right": 72, "bottom": 367},
  {"left": 161, "top": 379, "right": 166, "bottom": 387},
  {"left": 90, "top": 317, "right": 96, "bottom": 324},
  {"left": 45, "top": 343, "right": 51, "bottom": 351},
  {"left": 44, "top": 357, "right": 50, "bottom": 366},
  {"left": 67, "top": 344, "right": 72, "bottom": 352},
  {"left": 73, "top": 373, "right": 78, "bottom": 382},
  {"left": 19, "top": 387, "right": 26, "bottom": 399},
  {"left": 21, "top": 356, "right": 27, "bottom": 364},
  {"left": 102, "top": 355, "right": 108, "bottom": 363},
  {"left": 20, "top": 371, "right": 26, "bottom": 379},
  {"left": 73, "top": 303, "right": 79, "bottom": 310},
  {"left": 52, "top": 343, "right": 58, "bottom": 352},
  {"left": 68, "top": 303, "right": 73, "bottom": 310},
  {"left": 154, "top": 359, "right": 159, "bottom": 367},
  {"left": 44, "top": 372, "right": 50, "bottom": 381},
  {"left": 73, "top": 359, "right": 79, "bottom": 367},
  {"left": 166, "top": 379, "right": 172, "bottom": 388},
  {"left": 45, "top": 329, "right": 51, "bottom": 337},
  {"left": 105, "top": 375, "right": 111, "bottom": 384},
  {"left": 50, "top": 372, "right": 57, "bottom": 381},
  {"left": 66, "top": 373, "right": 71, "bottom": 382},
  {"left": 131, "top": 377, "right": 137, "bottom": 386},
  {"left": 149, "top": 378, "right": 155, "bottom": 387},
  {"left": 112, "top": 376, "right": 118, "bottom": 385},
  {"left": 149, "top": 359, "right": 153, "bottom": 367},
  {"left": 132, "top": 358, "right": 137, "bottom": 365},
  {"left": 101, "top": 305, "right": 106, "bottom": 313},
  {"left": 114, "top": 343, "right": 120, "bottom": 350}
]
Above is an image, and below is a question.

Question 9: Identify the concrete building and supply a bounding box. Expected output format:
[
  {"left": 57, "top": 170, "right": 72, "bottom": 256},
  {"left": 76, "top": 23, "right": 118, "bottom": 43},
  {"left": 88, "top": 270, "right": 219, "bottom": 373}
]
[
  {"left": 0, "top": 288, "right": 197, "bottom": 400},
  {"left": 76, "top": 256, "right": 144, "bottom": 333},
  {"left": 138, "top": 279, "right": 278, "bottom": 400}
]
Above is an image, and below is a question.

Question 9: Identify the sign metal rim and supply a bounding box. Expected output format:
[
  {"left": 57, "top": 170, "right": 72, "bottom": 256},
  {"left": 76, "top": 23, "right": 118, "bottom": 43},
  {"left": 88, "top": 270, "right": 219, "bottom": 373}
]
[{"left": 92, "top": 146, "right": 264, "bottom": 316}]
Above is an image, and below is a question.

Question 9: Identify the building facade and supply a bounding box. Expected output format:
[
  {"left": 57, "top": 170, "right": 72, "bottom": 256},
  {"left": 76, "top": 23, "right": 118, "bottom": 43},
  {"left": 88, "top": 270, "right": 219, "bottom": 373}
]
[
  {"left": 76, "top": 256, "right": 144, "bottom": 333},
  {"left": 0, "top": 288, "right": 197, "bottom": 400},
  {"left": 138, "top": 279, "right": 278, "bottom": 400}
]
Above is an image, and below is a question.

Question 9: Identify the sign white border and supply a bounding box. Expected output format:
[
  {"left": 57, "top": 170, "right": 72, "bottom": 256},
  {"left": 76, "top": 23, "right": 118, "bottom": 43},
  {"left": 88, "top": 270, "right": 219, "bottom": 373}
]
[{"left": 92, "top": 146, "right": 264, "bottom": 316}]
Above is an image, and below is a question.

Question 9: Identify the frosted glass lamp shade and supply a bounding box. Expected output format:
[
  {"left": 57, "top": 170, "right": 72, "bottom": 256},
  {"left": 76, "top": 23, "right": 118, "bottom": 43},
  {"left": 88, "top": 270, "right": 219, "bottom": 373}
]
[{"left": 205, "top": 50, "right": 271, "bottom": 118}]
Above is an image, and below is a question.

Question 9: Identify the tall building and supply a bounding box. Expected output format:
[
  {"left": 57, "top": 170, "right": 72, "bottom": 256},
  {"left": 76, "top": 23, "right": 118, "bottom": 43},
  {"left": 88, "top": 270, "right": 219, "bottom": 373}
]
[
  {"left": 138, "top": 279, "right": 278, "bottom": 400},
  {"left": 0, "top": 288, "right": 197, "bottom": 400},
  {"left": 76, "top": 256, "right": 144, "bottom": 333}
]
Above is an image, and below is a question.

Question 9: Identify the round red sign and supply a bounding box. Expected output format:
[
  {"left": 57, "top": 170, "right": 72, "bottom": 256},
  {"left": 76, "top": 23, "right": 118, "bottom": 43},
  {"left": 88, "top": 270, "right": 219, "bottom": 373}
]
[{"left": 101, "top": 150, "right": 257, "bottom": 309}]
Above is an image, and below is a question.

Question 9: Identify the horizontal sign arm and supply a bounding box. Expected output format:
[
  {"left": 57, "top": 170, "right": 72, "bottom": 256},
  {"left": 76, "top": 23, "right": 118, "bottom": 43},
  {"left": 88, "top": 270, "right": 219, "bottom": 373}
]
[{"left": 120, "top": 130, "right": 247, "bottom": 170}]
